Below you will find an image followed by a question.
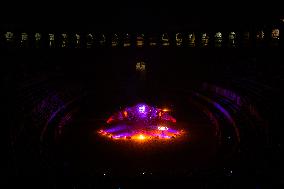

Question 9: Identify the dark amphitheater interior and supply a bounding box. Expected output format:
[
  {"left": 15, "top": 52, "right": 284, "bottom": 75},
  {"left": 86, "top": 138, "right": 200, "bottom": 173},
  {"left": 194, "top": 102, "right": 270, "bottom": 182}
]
[{"left": 3, "top": 11, "right": 284, "bottom": 188}]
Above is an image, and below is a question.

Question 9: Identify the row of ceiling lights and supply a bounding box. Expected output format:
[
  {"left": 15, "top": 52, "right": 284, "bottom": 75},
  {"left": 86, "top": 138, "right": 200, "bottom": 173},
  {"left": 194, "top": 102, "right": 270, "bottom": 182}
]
[{"left": 1, "top": 29, "right": 280, "bottom": 48}]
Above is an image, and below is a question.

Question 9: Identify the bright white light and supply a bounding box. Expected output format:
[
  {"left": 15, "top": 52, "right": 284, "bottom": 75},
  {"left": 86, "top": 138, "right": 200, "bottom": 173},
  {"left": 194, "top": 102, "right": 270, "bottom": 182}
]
[
  {"left": 158, "top": 126, "right": 168, "bottom": 131},
  {"left": 139, "top": 105, "right": 146, "bottom": 113}
]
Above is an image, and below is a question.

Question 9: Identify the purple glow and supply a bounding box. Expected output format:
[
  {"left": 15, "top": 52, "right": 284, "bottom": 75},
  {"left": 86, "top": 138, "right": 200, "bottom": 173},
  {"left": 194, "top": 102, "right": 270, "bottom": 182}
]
[
  {"left": 99, "top": 103, "right": 184, "bottom": 141},
  {"left": 106, "top": 103, "right": 176, "bottom": 124},
  {"left": 104, "top": 125, "right": 127, "bottom": 133}
]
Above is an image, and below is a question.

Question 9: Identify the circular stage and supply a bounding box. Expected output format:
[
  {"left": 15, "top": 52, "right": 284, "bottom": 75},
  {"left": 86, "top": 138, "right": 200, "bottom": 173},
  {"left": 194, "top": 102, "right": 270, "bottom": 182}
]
[{"left": 98, "top": 103, "right": 185, "bottom": 142}]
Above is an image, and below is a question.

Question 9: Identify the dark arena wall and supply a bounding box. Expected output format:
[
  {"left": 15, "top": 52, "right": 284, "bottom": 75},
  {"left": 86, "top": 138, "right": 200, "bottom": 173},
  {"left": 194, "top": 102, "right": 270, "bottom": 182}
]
[{"left": 3, "top": 19, "right": 284, "bottom": 188}]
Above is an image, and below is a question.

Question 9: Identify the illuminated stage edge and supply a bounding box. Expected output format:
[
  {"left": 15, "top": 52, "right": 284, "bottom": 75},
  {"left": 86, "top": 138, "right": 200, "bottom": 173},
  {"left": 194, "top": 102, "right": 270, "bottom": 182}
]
[{"left": 98, "top": 103, "right": 185, "bottom": 141}]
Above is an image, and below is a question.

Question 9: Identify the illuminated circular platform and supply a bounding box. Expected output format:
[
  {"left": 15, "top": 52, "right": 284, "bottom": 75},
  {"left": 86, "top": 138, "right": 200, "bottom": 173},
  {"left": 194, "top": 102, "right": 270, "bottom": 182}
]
[{"left": 98, "top": 103, "right": 185, "bottom": 142}]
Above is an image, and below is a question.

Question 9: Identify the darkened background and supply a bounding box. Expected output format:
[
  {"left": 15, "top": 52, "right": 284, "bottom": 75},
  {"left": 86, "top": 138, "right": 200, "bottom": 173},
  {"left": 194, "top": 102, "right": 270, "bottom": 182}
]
[{"left": 2, "top": 3, "right": 284, "bottom": 188}]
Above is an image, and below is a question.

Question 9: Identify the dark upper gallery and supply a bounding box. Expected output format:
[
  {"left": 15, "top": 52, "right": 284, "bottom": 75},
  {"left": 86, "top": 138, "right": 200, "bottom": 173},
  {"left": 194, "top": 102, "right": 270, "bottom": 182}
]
[{"left": 3, "top": 13, "right": 284, "bottom": 188}]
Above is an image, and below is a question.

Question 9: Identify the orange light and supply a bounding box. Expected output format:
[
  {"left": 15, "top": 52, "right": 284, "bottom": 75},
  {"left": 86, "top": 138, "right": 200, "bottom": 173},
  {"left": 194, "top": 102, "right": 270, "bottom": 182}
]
[
  {"left": 138, "top": 134, "right": 146, "bottom": 140},
  {"left": 162, "top": 108, "right": 170, "bottom": 112},
  {"left": 123, "top": 111, "right": 128, "bottom": 117},
  {"left": 99, "top": 130, "right": 108, "bottom": 135},
  {"left": 158, "top": 112, "right": 162, "bottom": 117},
  {"left": 98, "top": 129, "right": 103, "bottom": 133}
]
